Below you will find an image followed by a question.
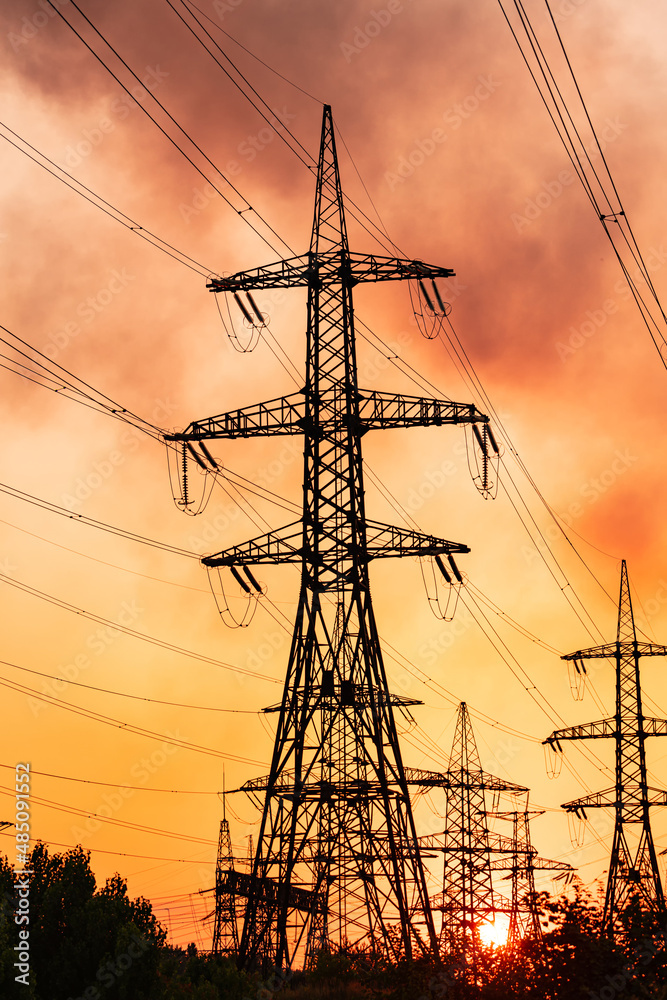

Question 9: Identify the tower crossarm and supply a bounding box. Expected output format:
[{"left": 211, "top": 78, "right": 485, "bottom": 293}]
[
  {"left": 239, "top": 769, "right": 430, "bottom": 803},
  {"left": 488, "top": 855, "right": 572, "bottom": 872},
  {"left": 486, "top": 831, "right": 535, "bottom": 856},
  {"left": 261, "top": 690, "right": 423, "bottom": 713},
  {"left": 164, "top": 391, "right": 487, "bottom": 444},
  {"left": 545, "top": 718, "right": 616, "bottom": 742},
  {"left": 220, "top": 869, "right": 325, "bottom": 915},
  {"left": 347, "top": 253, "right": 455, "bottom": 284},
  {"left": 206, "top": 253, "right": 455, "bottom": 294},
  {"left": 405, "top": 767, "right": 527, "bottom": 794},
  {"left": 364, "top": 521, "right": 469, "bottom": 560},
  {"left": 202, "top": 520, "right": 470, "bottom": 568},
  {"left": 562, "top": 642, "right": 667, "bottom": 661},
  {"left": 642, "top": 717, "right": 667, "bottom": 735},
  {"left": 208, "top": 255, "right": 310, "bottom": 291},
  {"left": 561, "top": 786, "right": 667, "bottom": 812},
  {"left": 446, "top": 767, "right": 529, "bottom": 794},
  {"left": 546, "top": 716, "right": 667, "bottom": 744},
  {"left": 356, "top": 391, "right": 487, "bottom": 432},
  {"left": 404, "top": 768, "right": 452, "bottom": 790},
  {"left": 164, "top": 393, "right": 305, "bottom": 442},
  {"left": 202, "top": 523, "right": 302, "bottom": 568},
  {"left": 530, "top": 858, "right": 573, "bottom": 872}
]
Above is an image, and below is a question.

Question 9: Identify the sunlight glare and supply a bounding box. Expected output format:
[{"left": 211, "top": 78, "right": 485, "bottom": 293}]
[{"left": 479, "top": 914, "right": 511, "bottom": 948}]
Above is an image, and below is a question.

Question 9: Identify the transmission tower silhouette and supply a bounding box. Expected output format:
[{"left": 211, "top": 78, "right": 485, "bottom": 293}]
[
  {"left": 487, "top": 808, "right": 571, "bottom": 948},
  {"left": 211, "top": 789, "right": 238, "bottom": 956},
  {"left": 166, "top": 104, "right": 488, "bottom": 969},
  {"left": 423, "top": 703, "right": 527, "bottom": 973},
  {"left": 545, "top": 560, "right": 667, "bottom": 938},
  {"left": 421, "top": 703, "right": 569, "bottom": 977}
]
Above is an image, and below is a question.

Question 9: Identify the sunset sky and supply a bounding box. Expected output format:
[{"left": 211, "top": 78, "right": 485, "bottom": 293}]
[{"left": 2, "top": 0, "right": 667, "bottom": 949}]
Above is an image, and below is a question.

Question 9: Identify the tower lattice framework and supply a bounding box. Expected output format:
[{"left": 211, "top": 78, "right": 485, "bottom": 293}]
[
  {"left": 166, "top": 105, "right": 487, "bottom": 969},
  {"left": 487, "top": 808, "right": 570, "bottom": 948},
  {"left": 211, "top": 802, "right": 238, "bottom": 956},
  {"left": 425, "top": 703, "right": 527, "bottom": 971},
  {"left": 546, "top": 560, "right": 667, "bottom": 938},
  {"left": 422, "top": 703, "right": 570, "bottom": 976}
]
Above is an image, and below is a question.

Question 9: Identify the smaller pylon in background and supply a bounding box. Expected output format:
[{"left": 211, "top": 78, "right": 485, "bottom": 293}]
[
  {"left": 211, "top": 783, "right": 239, "bottom": 956},
  {"left": 427, "top": 703, "right": 529, "bottom": 975},
  {"left": 487, "top": 809, "right": 572, "bottom": 948},
  {"left": 421, "top": 703, "right": 569, "bottom": 978},
  {"left": 545, "top": 560, "right": 667, "bottom": 940},
  {"left": 440, "top": 702, "right": 495, "bottom": 967}
]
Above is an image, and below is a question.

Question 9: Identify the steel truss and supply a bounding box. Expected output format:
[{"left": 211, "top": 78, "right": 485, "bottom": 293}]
[
  {"left": 545, "top": 560, "right": 667, "bottom": 938},
  {"left": 211, "top": 809, "right": 238, "bottom": 956},
  {"left": 167, "top": 105, "right": 487, "bottom": 969},
  {"left": 420, "top": 704, "right": 569, "bottom": 978}
]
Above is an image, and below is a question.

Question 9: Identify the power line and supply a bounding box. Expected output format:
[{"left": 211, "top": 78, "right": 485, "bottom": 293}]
[
  {"left": 180, "top": 0, "right": 322, "bottom": 104},
  {"left": 45, "top": 0, "right": 294, "bottom": 256},
  {"left": 0, "top": 121, "right": 215, "bottom": 276},
  {"left": 0, "top": 658, "right": 259, "bottom": 714},
  {"left": 0, "top": 761, "right": 221, "bottom": 794},
  {"left": 0, "top": 569, "right": 278, "bottom": 684},
  {"left": 0, "top": 784, "right": 216, "bottom": 846},
  {"left": 0, "top": 671, "right": 267, "bottom": 766},
  {"left": 497, "top": 0, "right": 667, "bottom": 368},
  {"left": 0, "top": 830, "right": 214, "bottom": 866}
]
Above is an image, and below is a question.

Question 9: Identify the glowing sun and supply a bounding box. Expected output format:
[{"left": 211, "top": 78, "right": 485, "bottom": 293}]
[{"left": 479, "top": 914, "right": 511, "bottom": 948}]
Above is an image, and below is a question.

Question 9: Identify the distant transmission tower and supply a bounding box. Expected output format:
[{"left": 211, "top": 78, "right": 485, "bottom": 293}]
[
  {"left": 545, "top": 560, "right": 667, "bottom": 938},
  {"left": 426, "top": 703, "right": 528, "bottom": 973},
  {"left": 421, "top": 703, "right": 568, "bottom": 975},
  {"left": 166, "top": 105, "right": 488, "bottom": 968},
  {"left": 211, "top": 788, "right": 238, "bottom": 956},
  {"left": 487, "top": 809, "right": 571, "bottom": 948}
]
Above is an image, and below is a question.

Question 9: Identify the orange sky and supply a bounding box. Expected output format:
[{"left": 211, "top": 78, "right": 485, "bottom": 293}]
[{"left": 2, "top": 0, "right": 667, "bottom": 949}]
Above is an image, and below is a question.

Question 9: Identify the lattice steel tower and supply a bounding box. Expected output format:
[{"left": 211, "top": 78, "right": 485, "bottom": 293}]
[
  {"left": 545, "top": 561, "right": 667, "bottom": 937},
  {"left": 487, "top": 808, "right": 571, "bottom": 948},
  {"left": 211, "top": 791, "right": 238, "bottom": 956},
  {"left": 167, "top": 105, "right": 487, "bottom": 968},
  {"left": 424, "top": 703, "right": 528, "bottom": 972}
]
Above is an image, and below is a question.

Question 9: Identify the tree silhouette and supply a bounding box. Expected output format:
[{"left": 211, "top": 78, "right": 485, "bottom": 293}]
[{"left": 0, "top": 844, "right": 165, "bottom": 1000}]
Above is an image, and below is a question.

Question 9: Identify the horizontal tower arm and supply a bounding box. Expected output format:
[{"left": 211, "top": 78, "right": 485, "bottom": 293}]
[
  {"left": 202, "top": 523, "right": 302, "bottom": 567},
  {"left": 364, "top": 521, "right": 469, "bottom": 560},
  {"left": 405, "top": 767, "right": 528, "bottom": 794},
  {"left": 207, "top": 253, "right": 456, "bottom": 292},
  {"left": 163, "top": 391, "right": 487, "bottom": 443},
  {"left": 562, "top": 786, "right": 667, "bottom": 812},
  {"left": 545, "top": 717, "right": 667, "bottom": 744},
  {"left": 488, "top": 856, "right": 573, "bottom": 872},
  {"left": 163, "top": 393, "right": 305, "bottom": 442},
  {"left": 562, "top": 642, "right": 667, "bottom": 661},
  {"left": 346, "top": 253, "right": 455, "bottom": 284},
  {"left": 356, "top": 391, "right": 487, "bottom": 431},
  {"left": 202, "top": 520, "right": 471, "bottom": 568},
  {"left": 545, "top": 719, "right": 616, "bottom": 742}
]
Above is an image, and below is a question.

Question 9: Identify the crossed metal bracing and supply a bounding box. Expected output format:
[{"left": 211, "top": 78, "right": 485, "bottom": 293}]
[
  {"left": 417, "top": 704, "right": 570, "bottom": 977},
  {"left": 165, "top": 105, "right": 489, "bottom": 970},
  {"left": 210, "top": 816, "right": 238, "bottom": 956},
  {"left": 545, "top": 561, "right": 667, "bottom": 938},
  {"left": 486, "top": 811, "right": 571, "bottom": 947},
  {"left": 432, "top": 704, "right": 519, "bottom": 968}
]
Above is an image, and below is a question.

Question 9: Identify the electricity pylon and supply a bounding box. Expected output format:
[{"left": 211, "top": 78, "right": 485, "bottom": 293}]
[
  {"left": 211, "top": 790, "right": 238, "bottom": 956},
  {"left": 421, "top": 704, "right": 569, "bottom": 974},
  {"left": 440, "top": 702, "right": 498, "bottom": 965},
  {"left": 166, "top": 104, "right": 487, "bottom": 969},
  {"left": 545, "top": 560, "right": 667, "bottom": 938},
  {"left": 487, "top": 809, "right": 571, "bottom": 948},
  {"left": 421, "top": 703, "right": 529, "bottom": 976}
]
